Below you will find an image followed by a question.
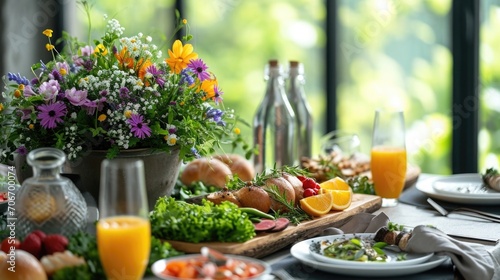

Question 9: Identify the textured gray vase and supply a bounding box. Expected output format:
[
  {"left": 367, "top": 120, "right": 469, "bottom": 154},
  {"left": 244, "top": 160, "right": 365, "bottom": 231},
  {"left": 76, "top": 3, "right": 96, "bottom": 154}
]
[{"left": 16, "top": 148, "right": 181, "bottom": 211}]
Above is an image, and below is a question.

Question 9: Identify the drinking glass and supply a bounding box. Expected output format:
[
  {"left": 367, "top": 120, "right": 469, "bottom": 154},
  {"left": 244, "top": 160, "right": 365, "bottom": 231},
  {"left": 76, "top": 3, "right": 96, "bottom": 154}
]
[
  {"left": 97, "top": 159, "right": 151, "bottom": 280},
  {"left": 320, "top": 130, "right": 361, "bottom": 158},
  {"left": 370, "top": 110, "right": 407, "bottom": 207}
]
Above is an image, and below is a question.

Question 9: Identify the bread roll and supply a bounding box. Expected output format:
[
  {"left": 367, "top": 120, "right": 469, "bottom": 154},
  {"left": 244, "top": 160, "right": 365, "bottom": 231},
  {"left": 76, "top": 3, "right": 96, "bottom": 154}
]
[
  {"left": 214, "top": 154, "right": 255, "bottom": 181},
  {"left": 0, "top": 250, "right": 47, "bottom": 280},
  {"left": 41, "top": 250, "right": 86, "bottom": 275},
  {"left": 180, "top": 158, "right": 232, "bottom": 188}
]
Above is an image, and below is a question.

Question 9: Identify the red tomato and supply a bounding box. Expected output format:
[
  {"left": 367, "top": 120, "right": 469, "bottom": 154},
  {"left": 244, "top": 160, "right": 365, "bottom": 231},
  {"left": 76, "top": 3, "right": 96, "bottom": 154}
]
[{"left": 1, "top": 237, "right": 21, "bottom": 254}]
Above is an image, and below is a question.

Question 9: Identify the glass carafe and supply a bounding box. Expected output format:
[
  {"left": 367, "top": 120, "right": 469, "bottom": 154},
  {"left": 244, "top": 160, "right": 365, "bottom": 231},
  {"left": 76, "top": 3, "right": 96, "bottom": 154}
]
[{"left": 15, "top": 148, "right": 88, "bottom": 238}]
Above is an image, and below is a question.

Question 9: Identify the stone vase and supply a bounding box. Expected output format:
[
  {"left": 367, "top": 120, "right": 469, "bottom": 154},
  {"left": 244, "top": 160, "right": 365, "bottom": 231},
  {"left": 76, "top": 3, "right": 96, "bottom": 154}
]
[{"left": 16, "top": 148, "right": 181, "bottom": 211}]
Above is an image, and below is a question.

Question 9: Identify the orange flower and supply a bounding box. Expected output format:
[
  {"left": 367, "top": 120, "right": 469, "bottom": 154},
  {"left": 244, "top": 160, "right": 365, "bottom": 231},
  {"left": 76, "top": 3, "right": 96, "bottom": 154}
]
[
  {"left": 115, "top": 47, "right": 134, "bottom": 69},
  {"left": 138, "top": 59, "right": 153, "bottom": 82},
  {"left": 200, "top": 79, "right": 218, "bottom": 100},
  {"left": 165, "top": 40, "right": 198, "bottom": 74}
]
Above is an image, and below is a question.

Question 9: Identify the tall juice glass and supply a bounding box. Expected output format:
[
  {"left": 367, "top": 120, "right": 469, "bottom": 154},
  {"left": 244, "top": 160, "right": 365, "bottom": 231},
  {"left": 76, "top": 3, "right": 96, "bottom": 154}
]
[
  {"left": 370, "top": 110, "right": 407, "bottom": 207},
  {"left": 97, "top": 159, "right": 150, "bottom": 280}
]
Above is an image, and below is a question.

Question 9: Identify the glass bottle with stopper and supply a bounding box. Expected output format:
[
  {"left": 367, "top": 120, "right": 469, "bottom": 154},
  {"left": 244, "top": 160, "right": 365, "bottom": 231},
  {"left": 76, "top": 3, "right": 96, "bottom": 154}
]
[
  {"left": 253, "top": 60, "right": 296, "bottom": 173},
  {"left": 286, "top": 60, "right": 313, "bottom": 161}
]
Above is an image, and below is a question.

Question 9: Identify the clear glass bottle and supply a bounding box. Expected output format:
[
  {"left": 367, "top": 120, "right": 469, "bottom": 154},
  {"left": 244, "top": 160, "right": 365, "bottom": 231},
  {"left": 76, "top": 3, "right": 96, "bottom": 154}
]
[
  {"left": 15, "top": 148, "right": 88, "bottom": 238},
  {"left": 253, "top": 60, "right": 296, "bottom": 173},
  {"left": 287, "top": 61, "right": 313, "bottom": 160}
]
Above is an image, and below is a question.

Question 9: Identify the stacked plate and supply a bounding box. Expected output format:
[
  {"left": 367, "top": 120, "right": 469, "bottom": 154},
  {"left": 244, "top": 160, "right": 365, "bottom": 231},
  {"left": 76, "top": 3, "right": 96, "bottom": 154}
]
[
  {"left": 416, "top": 174, "right": 500, "bottom": 205},
  {"left": 291, "top": 233, "right": 448, "bottom": 277}
]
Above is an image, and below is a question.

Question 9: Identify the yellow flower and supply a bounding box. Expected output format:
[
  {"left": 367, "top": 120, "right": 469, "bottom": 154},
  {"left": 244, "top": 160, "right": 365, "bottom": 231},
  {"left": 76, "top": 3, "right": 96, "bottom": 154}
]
[
  {"left": 234, "top": 127, "right": 241, "bottom": 135},
  {"left": 98, "top": 114, "right": 107, "bottom": 122},
  {"left": 59, "top": 68, "right": 67, "bottom": 76},
  {"left": 14, "top": 90, "right": 21, "bottom": 98},
  {"left": 42, "top": 29, "right": 53, "bottom": 38},
  {"left": 182, "top": 19, "right": 188, "bottom": 24},
  {"left": 165, "top": 40, "right": 198, "bottom": 74},
  {"left": 94, "top": 44, "right": 108, "bottom": 56},
  {"left": 18, "top": 84, "right": 25, "bottom": 90},
  {"left": 46, "top": 44, "right": 55, "bottom": 51},
  {"left": 124, "top": 110, "right": 132, "bottom": 118},
  {"left": 0, "top": 103, "right": 3, "bottom": 112},
  {"left": 28, "top": 124, "right": 34, "bottom": 130}
]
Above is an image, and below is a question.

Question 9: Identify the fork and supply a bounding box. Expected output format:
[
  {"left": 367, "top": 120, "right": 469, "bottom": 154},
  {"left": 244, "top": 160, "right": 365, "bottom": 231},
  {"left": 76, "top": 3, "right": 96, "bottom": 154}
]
[{"left": 427, "top": 198, "right": 500, "bottom": 223}]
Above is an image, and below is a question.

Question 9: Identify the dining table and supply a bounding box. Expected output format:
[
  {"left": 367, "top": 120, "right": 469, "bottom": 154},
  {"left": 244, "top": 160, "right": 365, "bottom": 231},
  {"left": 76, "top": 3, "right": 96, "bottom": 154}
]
[
  {"left": 144, "top": 173, "right": 500, "bottom": 280},
  {"left": 84, "top": 173, "right": 494, "bottom": 280}
]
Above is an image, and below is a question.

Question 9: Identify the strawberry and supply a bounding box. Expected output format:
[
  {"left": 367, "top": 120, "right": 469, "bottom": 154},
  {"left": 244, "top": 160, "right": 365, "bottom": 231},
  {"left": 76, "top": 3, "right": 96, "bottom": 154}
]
[
  {"left": 20, "top": 233, "right": 42, "bottom": 259},
  {"left": 303, "top": 188, "right": 317, "bottom": 198},
  {"left": 42, "top": 234, "right": 69, "bottom": 255},
  {"left": 1, "top": 237, "right": 21, "bottom": 254},
  {"left": 31, "top": 230, "right": 47, "bottom": 241},
  {"left": 302, "top": 178, "right": 319, "bottom": 189}
]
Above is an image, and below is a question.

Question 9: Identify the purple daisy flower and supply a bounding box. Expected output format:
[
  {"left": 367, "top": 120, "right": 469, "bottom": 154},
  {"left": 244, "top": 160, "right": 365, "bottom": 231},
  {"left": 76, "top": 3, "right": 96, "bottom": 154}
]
[
  {"left": 146, "top": 65, "right": 165, "bottom": 87},
  {"left": 37, "top": 102, "right": 67, "bottom": 129},
  {"left": 213, "top": 85, "right": 224, "bottom": 105},
  {"left": 16, "top": 146, "right": 28, "bottom": 156},
  {"left": 128, "top": 114, "right": 151, "bottom": 139},
  {"left": 188, "top": 59, "right": 210, "bottom": 81}
]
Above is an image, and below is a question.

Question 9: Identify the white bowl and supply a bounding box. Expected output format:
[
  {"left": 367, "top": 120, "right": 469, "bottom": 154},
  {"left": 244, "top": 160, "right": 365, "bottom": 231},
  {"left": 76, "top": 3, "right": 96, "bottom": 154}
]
[{"left": 151, "top": 254, "right": 271, "bottom": 280}]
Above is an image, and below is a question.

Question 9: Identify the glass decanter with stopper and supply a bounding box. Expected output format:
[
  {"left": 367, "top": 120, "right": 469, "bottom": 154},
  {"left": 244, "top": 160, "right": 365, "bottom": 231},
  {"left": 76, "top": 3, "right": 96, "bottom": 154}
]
[
  {"left": 253, "top": 60, "right": 296, "bottom": 173},
  {"left": 15, "top": 148, "right": 88, "bottom": 238}
]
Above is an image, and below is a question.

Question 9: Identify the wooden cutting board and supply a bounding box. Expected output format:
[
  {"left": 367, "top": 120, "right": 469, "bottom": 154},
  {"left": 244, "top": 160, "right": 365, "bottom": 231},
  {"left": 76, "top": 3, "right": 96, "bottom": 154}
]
[{"left": 167, "top": 194, "right": 382, "bottom": 258}]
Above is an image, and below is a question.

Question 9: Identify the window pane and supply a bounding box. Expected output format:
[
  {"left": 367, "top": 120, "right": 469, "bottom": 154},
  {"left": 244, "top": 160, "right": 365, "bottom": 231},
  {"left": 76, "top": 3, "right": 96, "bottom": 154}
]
[
  {"left": 337, "top": 0, "right": 452, "bottom": 174},
  {"left": 479, "top": 0, "right": 500, "bottom": 171},
  {"left": 66, "top": 0, "right": 175, "bottom": 52},
  {"left": 183, "top": 0, "right": 325, "bottom": 154}
]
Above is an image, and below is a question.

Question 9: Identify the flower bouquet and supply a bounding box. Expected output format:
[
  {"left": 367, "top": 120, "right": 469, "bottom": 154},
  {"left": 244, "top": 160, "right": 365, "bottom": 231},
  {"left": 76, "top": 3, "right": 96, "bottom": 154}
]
[{"left": 0, "top": 16, "right": 250, "bottom": 165}]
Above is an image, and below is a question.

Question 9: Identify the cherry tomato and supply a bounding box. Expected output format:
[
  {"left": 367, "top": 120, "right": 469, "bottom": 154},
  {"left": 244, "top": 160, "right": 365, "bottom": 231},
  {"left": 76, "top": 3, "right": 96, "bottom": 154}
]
[
  {"left": 1, "top": 237, "right": 21, "bottom": 254},
  {"left": 303, "top": 188, "right": 317, "bottom": 198}
]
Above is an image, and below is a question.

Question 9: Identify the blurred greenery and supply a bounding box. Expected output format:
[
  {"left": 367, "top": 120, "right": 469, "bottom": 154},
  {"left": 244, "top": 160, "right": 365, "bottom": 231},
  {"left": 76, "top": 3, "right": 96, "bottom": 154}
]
[{"left": 73, "top": 0, "right": 499, "bottom": 173}]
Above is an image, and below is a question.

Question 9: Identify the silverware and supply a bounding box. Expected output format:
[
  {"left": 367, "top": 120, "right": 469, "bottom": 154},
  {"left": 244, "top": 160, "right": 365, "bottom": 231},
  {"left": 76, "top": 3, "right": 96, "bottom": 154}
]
[
  {"left": 271, "top": 269, "right": 296, "bottom": 280},
  {"left": 427, "top": 198, "right": 500, "bottom": 223}
]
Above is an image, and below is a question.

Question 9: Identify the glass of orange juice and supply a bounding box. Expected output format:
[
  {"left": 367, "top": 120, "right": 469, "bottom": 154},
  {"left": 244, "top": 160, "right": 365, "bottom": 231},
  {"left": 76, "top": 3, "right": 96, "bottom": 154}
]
[
  {"left": 370, "top": 110, "right": 407, "bottom": 207},
  {"left": 97, "top": 159, "right": 150, "bottom": 280}
]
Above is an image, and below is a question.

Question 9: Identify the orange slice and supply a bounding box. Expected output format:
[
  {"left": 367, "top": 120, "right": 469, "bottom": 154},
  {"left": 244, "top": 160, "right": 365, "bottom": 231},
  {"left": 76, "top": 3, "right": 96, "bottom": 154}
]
[
  {"left": 319, "top": 177, "right": 351, "bottom": 191},
  {"left": 299, "top": 192, "right": 334, "bottom": 217},
  {"left": 328, "top": 189, "right": 352, "bottom": 210}
]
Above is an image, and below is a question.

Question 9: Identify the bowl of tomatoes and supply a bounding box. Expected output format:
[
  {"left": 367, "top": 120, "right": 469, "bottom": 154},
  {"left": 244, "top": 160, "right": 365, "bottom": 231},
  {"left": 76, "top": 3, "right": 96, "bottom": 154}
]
[{"left": 151, "top": 248, "right": 271, "bottom": 280}]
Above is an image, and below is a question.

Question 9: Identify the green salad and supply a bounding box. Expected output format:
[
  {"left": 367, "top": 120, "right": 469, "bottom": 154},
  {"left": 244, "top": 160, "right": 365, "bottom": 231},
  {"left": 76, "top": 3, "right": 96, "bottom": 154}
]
[{"left": 321, "top": 238, "right": 388, "bottom": 262}]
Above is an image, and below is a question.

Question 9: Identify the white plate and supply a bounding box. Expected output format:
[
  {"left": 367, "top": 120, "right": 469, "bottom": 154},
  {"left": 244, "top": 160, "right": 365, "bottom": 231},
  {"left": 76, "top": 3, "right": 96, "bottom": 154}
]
[
  {"left": 291, "top": 238, "right": 448, "bottom": 277},
  {"left": 416, "top": 174, "right": 500, "bottom": 205},
  {"left": 308, "top": 233, "right": 433, "bottom": 267}
]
